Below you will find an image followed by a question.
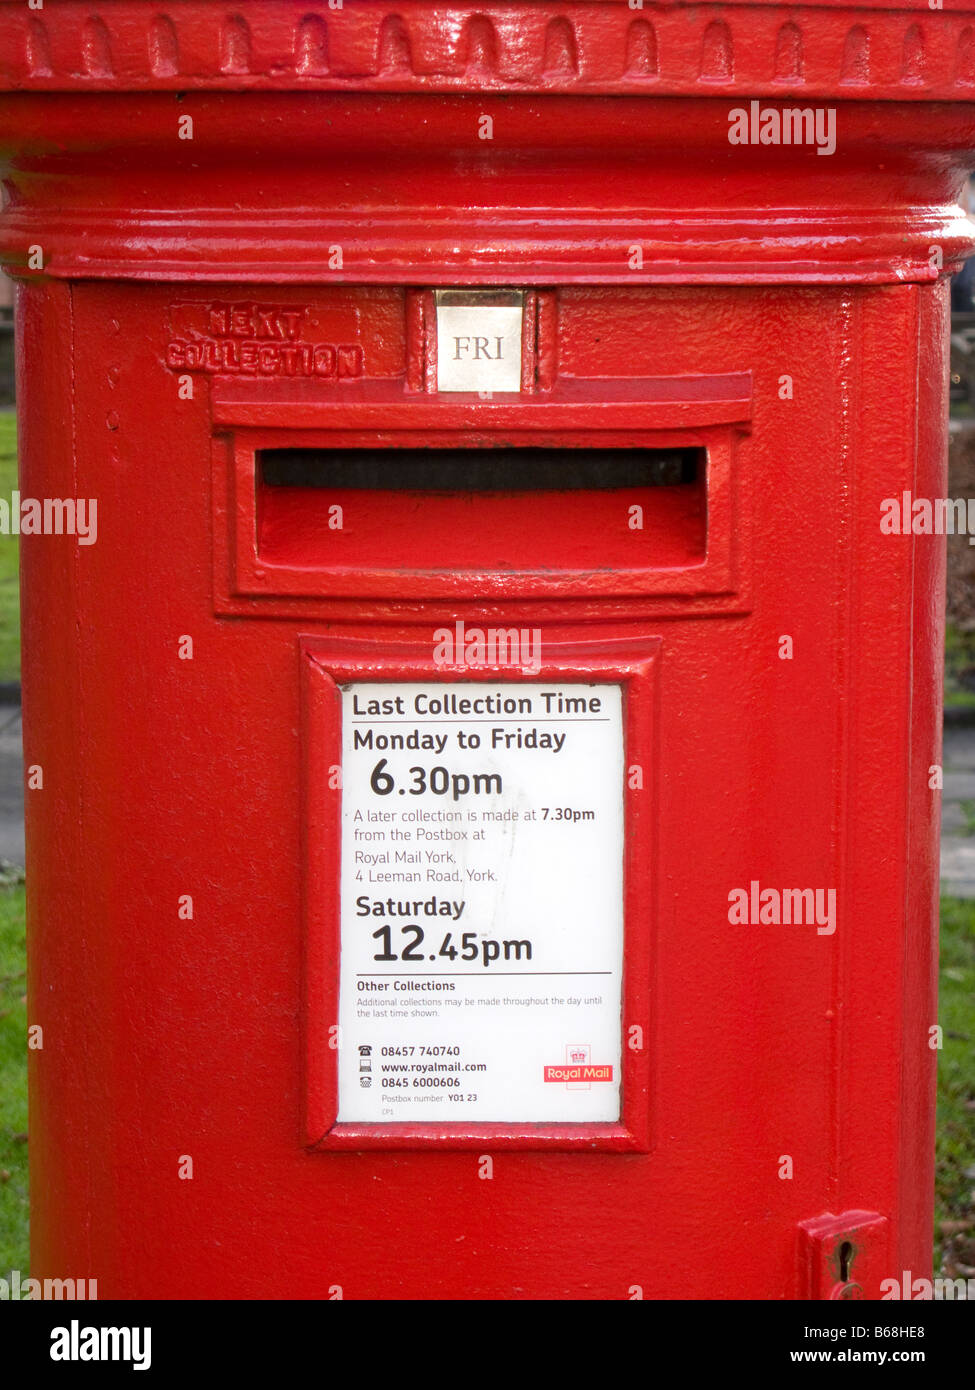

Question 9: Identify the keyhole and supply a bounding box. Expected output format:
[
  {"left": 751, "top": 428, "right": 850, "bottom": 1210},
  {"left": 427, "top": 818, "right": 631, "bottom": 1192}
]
[{"left": 839, "top": 1241, "right": 853, "bottom": 1282}]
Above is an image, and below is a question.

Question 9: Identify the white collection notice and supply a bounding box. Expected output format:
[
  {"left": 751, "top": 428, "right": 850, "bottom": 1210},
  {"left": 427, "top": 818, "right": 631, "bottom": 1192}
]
[{"left": 336, "top": 681, "right": 624, "bottom": 1124}]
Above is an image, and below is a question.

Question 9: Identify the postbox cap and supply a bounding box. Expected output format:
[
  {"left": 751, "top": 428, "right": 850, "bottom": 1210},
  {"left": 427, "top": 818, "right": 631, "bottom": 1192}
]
[
  {"left": 1, "top": 2, "right": 974, "bottom": 287},
  {"left": 1, "top": 1, "right": 975, "bottom": 102}
]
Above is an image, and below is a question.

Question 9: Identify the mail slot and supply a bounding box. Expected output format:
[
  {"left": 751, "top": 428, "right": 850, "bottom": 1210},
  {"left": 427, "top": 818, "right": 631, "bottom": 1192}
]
[
  {"left": 3, "top": 0, "right": 974, "bottom": 1301},
  {"left": 255, "top": 443, "right": 707, "bottom": 576}
]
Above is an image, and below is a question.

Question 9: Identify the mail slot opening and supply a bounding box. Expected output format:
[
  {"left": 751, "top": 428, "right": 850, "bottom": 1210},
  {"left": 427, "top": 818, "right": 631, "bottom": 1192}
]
[
  {"left": 260, "top": 446, "right": 701, "bottom": 491},
  {"left": 253, "top": 443, "right": 709, "bottom": 577}
]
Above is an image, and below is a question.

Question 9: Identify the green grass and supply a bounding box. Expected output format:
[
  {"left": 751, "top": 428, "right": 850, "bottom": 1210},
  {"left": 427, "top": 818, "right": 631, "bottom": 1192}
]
[
  {"left": 936, "top": 896, "right": 975, "bottom": 1275},
  {"left": 945, "top": 623, "right": 975, "bottom": 710},
  {"left": 0, "top": 872, "right": 27, "bottom": 1275},
  {"left": 0, "top": 410, "right": 19, "bottom": 684}
]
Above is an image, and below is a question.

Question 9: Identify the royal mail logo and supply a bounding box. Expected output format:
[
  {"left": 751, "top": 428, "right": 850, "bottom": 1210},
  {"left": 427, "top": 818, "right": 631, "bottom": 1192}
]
[
  {"left": 544, "top": 1042, "right": 613, "bottom": 1088},
  {"left": 545, "top": 1042, "right": 612, "bottom": 1085},
  {"left": 543, "top": 1064, "right": 613, "bottom": 1083}
]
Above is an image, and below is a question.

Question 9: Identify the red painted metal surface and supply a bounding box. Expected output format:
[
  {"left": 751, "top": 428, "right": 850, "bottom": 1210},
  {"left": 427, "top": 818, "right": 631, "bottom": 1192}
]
[{"left": 2, "top": 1, "right": 973, "bottom": 1298}]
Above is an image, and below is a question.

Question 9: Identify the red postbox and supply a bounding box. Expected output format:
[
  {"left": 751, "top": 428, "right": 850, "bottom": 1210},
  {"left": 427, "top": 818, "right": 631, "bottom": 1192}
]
[{"left": 2, "top": 0, "right": 973, "bottom": 1300}]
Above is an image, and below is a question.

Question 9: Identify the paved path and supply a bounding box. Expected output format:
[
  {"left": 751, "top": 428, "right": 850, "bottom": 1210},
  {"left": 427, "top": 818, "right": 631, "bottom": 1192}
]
[
  {"left": 941, "top": 723, "right": 975, "bottom": 897},
  {"left": 1, "top": 703, "right": 974, "bottom": 895},
  {"left": 0, "top": 703, "right": 23, "bottom": 868}
]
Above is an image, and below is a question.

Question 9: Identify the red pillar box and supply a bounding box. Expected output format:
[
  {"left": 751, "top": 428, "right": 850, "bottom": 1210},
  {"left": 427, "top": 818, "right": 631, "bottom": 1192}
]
[{"left": 1, "top": 1, "right": 972, "bottom": 1299}]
